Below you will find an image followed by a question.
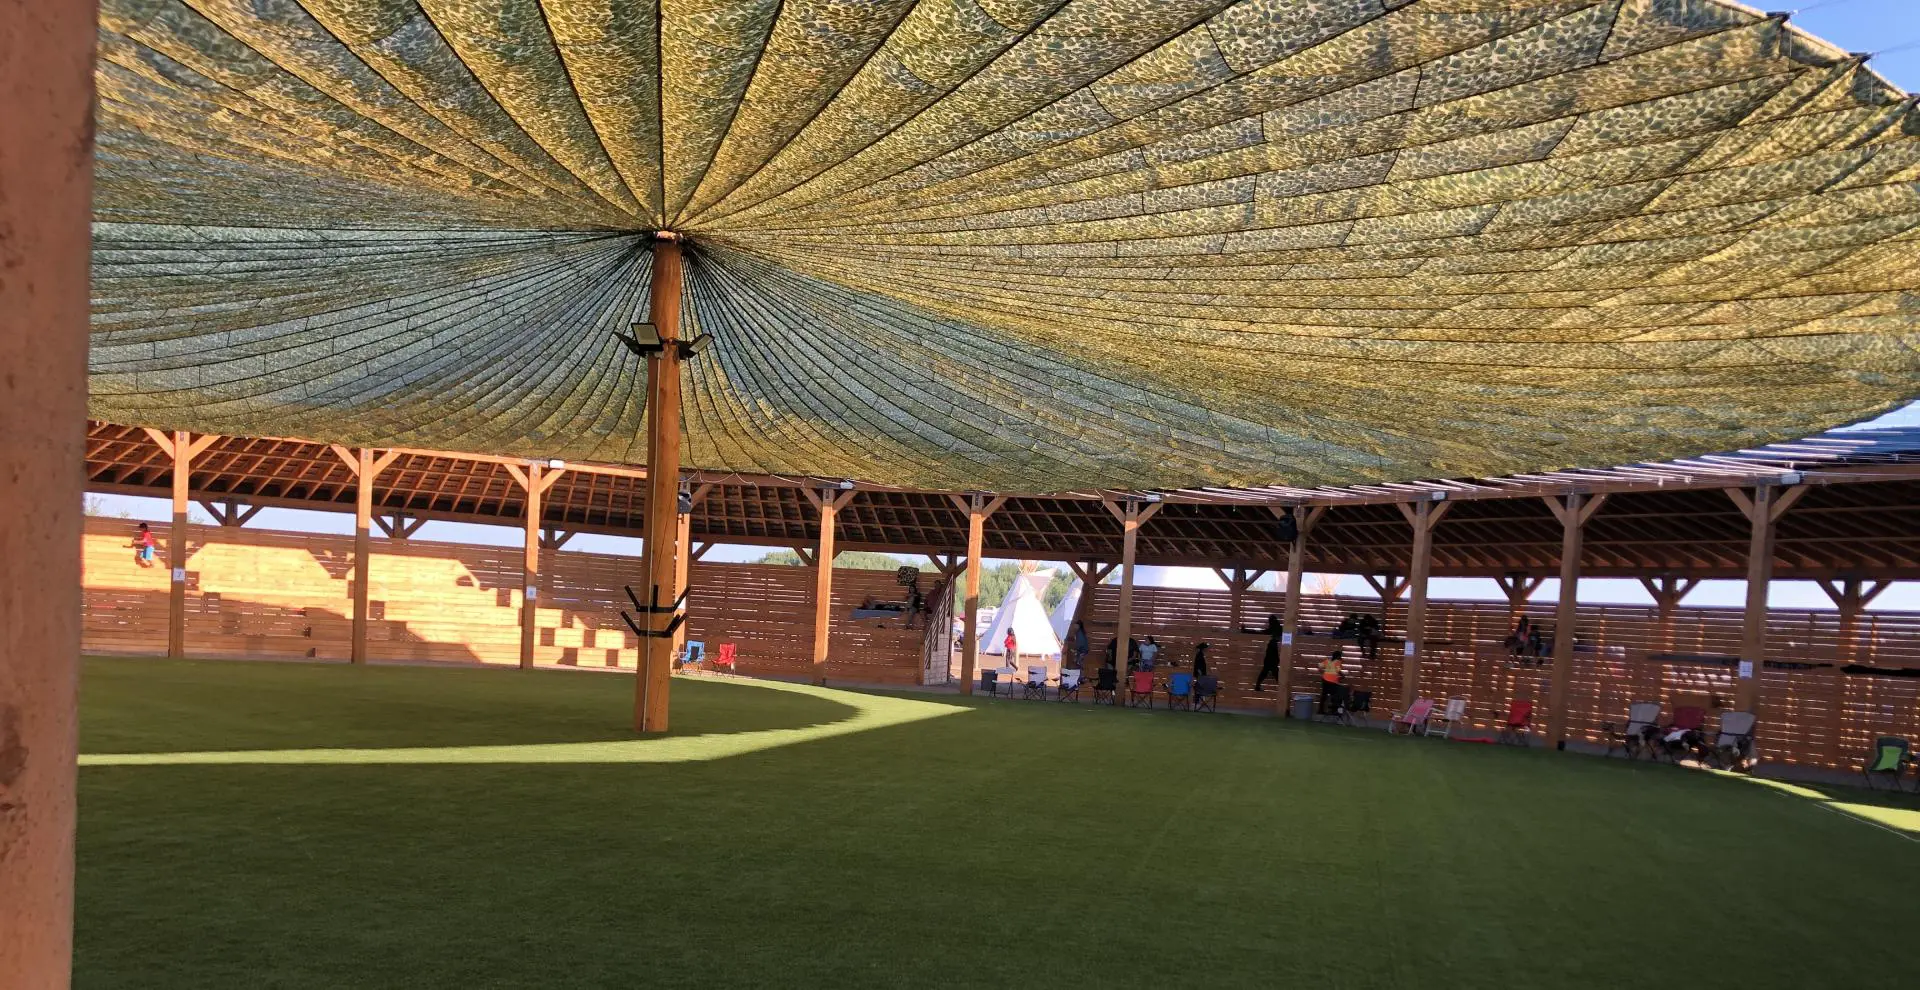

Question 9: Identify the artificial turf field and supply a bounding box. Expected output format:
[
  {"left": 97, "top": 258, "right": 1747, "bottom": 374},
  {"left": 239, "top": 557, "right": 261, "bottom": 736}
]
[{"left": 78, "top": 658, "right": 1918, "bottom": 988}]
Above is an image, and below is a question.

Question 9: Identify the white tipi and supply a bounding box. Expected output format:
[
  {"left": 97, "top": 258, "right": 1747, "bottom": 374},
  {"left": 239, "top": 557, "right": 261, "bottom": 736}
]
[{"left": 980, "top": 566, "right": 1061, "bottom": 659}]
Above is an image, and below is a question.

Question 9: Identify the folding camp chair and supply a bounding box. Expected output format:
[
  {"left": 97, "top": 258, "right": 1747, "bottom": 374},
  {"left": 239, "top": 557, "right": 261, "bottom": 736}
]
[
  {"left": 1429, "top": 698, "right": 1468, "bottom": 739},
  {"left": 1388, "top": 698, "right": 1434, "bottom": 735},
  {"left": 979, "top": 669, "right": 999, "bottom": 696},
  {"left": 1093, "top": 667, "right": 1118, "bottom": 706},
  {"left": 1605, "top": 702, "right": 1662, "bottom": 759},
  {"left": 1346, "top": 689, "right": 1371, "bottom": 726},
  {"left": 1707, "top": 711, "right": 1757, "bottom": 771},
  {"left": 1657, "top": 706, "right": 1709, "bottom": 763},
  {"left": 1317, "top": 683, "right": 1353, "bottom": 725},
  {"left": 1193, "top": 676, "right": 1219, "bottom": 713},
  {"left": 712, "top": 643, "right": 737, "bottom": 675},
  {"left": 1126, "top": 670, "right": 1155, "bottom": 708},
  {"left": 1497, "top": 700, "right": 1534, "bottom": 745},
  {"left": 1165, "top": 672, "right": 1193, "bottom": 711},
  {"left": 1057, "top": 668, "right": 1083, "bottom": 702},
  {"left": 1862, "top": 737, "right": 1913, "bottom": 792},
  {"left": 1023, "top": 665, "right": 1049, "bottom": 701}
]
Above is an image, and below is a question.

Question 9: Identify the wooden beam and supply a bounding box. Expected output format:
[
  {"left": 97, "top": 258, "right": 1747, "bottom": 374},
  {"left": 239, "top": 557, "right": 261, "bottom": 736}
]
[
  {"left": 167, "top": 431, "right": 193, "bottom": 658},
  {"left": 1277, "top": 509, "right": 1319, "bottom": 708},
  {"left": 1737, "top": 485, "right": 1780, "bottom": 716},
  {"left": 540, "top": 527, "right": 575, "bottom": 550},
  {"left": 1402, "top": 499, "right": 1442, "bottom": 709},
  {"left": 637, "top": 235, "right": 685, "bottom": 733},
  {"left": 958, "top": 494, "right": 995, "bottom": 695},
  {"left": 1100, "top": 499, "right": 1162, "bottom": 690},
  {"left": 811, "top": 488, "right": 854, "bottom": 683},
  {"left": 1546, "top": 493, "right": 1589, "bottom": 748},
  {"left": 352, "top": 447, "right": 376, "bottom": 665}
]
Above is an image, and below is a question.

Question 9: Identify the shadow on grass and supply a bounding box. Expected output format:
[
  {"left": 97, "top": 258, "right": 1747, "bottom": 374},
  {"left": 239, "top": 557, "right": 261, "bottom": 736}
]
[{"left": 80, "top": 657, "right": 963, "bottom": 761}]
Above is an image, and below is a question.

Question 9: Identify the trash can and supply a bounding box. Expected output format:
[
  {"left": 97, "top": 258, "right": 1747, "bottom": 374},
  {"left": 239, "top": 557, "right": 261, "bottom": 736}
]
[{"left": 1290, "top": 693, "right": 1315, "bottom": 720}]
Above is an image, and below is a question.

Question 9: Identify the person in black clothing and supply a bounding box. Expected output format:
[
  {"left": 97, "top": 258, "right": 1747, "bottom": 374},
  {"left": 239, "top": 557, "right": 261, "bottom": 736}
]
[
  {"left": 1254, "top": 619, "right": 1282, "bottom": 692},
  {"left": 1192, "top": 641, "right": 1210, "bottom": 678},
  {"left": 1103, "top": 637, "right": 1118, "bottom": 669}
]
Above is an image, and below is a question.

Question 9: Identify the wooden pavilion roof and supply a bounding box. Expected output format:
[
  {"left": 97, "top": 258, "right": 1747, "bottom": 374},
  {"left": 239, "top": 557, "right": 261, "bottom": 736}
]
[{"left": 88, "top": 421, "right": 1920, "bottom": 580}]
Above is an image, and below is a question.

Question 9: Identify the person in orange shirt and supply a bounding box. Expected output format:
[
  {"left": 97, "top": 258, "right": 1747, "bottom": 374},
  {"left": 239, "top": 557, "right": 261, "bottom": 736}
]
[{"left": 1319, "top": 649, "right": 1344, "bottom": 714}]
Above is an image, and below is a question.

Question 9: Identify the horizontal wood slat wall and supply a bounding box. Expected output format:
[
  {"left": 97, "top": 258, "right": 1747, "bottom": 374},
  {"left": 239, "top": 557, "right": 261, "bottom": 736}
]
[
  {"left": 1079, "top": 584, "right": 1920, "bottom": 771},
  {"left": 79, "top": 518, "right": 1920, "bottom": 769},
  {"left": 79, "top": 519, "right": 926, "bottom": 684}
]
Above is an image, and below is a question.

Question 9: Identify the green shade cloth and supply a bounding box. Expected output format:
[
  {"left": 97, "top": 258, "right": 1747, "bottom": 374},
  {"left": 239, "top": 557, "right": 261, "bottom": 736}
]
[{"left": 90, "top": 0, "right": 1920, "bottom": 491}]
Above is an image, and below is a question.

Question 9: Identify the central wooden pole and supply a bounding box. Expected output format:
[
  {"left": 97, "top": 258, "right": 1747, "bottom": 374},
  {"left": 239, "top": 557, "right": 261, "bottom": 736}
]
[
  {"left": 0, "top": 0, "right": 92, "bottom": 978},
  {"left": 636, "top": 236, "right": 685, "bottom": 733},
  {"left": 168, "top": 431, "right": 192, "bottom": 658}
]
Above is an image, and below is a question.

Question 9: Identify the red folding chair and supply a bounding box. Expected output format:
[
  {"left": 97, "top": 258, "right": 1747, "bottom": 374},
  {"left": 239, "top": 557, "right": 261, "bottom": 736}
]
[
  {"left": 1498, "top": 700, "right": 1534, "bottom": 745},
  {"left": 1126, "top": 670, "right": 1155, "bottom": 708},
  {"left": 713, "top": 643, "right": 737, "bottom": 675},
  {"left": 1659, "top": 706, "right": 1708, "bottom": 762}
]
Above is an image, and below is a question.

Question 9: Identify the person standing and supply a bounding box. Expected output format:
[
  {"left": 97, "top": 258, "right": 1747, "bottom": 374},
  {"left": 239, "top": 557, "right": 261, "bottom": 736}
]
[
  {"left": 1068, "top": 620, "right": 1090, "bottom": 670},
  {"left": 1319, "top": 648, "right": 1344, "bottom": 714},
  {"left": 1192, "top": 641, "right": 1210, "bottom": 678},
  {"left": 133, "top": 522, "right": 156, "bottom": 567},
  {"left": 1254, "top": 623, "right": 1281, "bottom": 692},
  {"left": 1003, "top": 628, "right": 1018, "bottom": 661},
  {"left": 1139, "top": 636, "right": 1160, "bottom": 671}
]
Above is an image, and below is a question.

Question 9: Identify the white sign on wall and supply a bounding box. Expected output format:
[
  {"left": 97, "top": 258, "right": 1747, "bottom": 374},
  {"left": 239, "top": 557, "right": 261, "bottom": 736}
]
[
  {"left": 172, "top": 567, "right": 186, "bottom": 583},
  {"left": 1737, "top": 660, "right": 1754, "bottom": 679},
  {"left": 1404, "top": 640, "right": 1416, "bottom": 657},
  {"left": 1280, "top": 632, "right": 1293, "bottom": 645}
]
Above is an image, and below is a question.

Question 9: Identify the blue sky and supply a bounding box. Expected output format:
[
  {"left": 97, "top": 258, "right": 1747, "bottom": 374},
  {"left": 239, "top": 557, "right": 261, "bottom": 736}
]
[
  {"left": 1792, "top": 1, "right": 1920, "bottom": 91},
  {"left": 85, "top": 5, "right": 1920, "bottom": 612}
]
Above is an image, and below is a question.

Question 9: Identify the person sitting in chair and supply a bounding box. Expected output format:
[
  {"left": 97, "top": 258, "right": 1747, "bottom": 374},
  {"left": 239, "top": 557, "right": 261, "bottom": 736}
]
[{"left": 1319, "top": 649, "right": 1344, "bottom": 714}]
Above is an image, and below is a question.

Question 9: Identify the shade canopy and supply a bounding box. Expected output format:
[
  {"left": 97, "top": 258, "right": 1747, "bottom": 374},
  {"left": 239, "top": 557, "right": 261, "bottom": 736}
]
[{"left": 91, "top": 0, "right": 1920, "bottom": 492}]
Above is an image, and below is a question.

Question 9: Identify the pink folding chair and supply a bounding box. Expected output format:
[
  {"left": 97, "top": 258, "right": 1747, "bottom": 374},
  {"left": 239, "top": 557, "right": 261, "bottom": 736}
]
[{"left": 1388, "top": 697, "right": 1435, "bottom": 735}]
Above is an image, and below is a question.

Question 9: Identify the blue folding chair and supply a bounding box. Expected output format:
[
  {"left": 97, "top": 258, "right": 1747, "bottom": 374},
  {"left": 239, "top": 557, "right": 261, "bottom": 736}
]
[{"left": 1165, "top": 672, "right": 1193, "bottom": 711}]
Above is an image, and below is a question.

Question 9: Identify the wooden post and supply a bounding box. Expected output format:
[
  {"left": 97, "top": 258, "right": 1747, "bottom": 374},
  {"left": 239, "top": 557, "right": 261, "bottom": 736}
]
[
  {"left": 518, "top": 467, "right": 570, "bottom": 667},
  {"left": 1820, "top": 578, "right": 1888, "bottom": 665},
  {"left": 671, "top": 483, "right": 712, "bottom": 659},
  {"left": 1638, "top": 575, "right": 1699, "bottom": 652},
  {"left": 951, "top": 494, "right": 1008, "bottom": 695},
  {"left": 1497, "top": 573, "right": 1543, "bottom": 623},
  {"left": 1275, "top": 505, "right": 1326, "bottom": 708},
  {"left": 168, "top": 431, "right": 191, "bottom": 658},
  {"left": 354, "top": 448, "right": 376, "bottom": 663},
  {"left": 331, "top": 446, "right": 401, "bottom": 664},
  {"left": 1396, "top": 499, "right": 1451, "bottom": 709},
  {"left": 1543, "top": 493, "right": 1606, "bottom": 747},
  {"left": 1726, "top": 484, "right": 1804, "bottom": 716},
  {"left": 636, "top": 235, "right": 686, "bottom": 733},
  {"left": 805, "top": 487, "right": 856, "bottom": 684},
  {"left": 146, "top": 429, "right": 219, "bottom": 659},
  {"left": 0, "top": 3, "right": 92, "bottom": 975},
  {"left": 1104, "top": 498, "right": 1165, "bottom": 686}
]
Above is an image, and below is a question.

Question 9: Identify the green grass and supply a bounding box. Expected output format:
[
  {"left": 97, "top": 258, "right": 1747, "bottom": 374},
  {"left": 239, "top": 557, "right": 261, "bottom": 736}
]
[{"left": 78, "top": 658, "right": 1918, "bottom": 988}]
